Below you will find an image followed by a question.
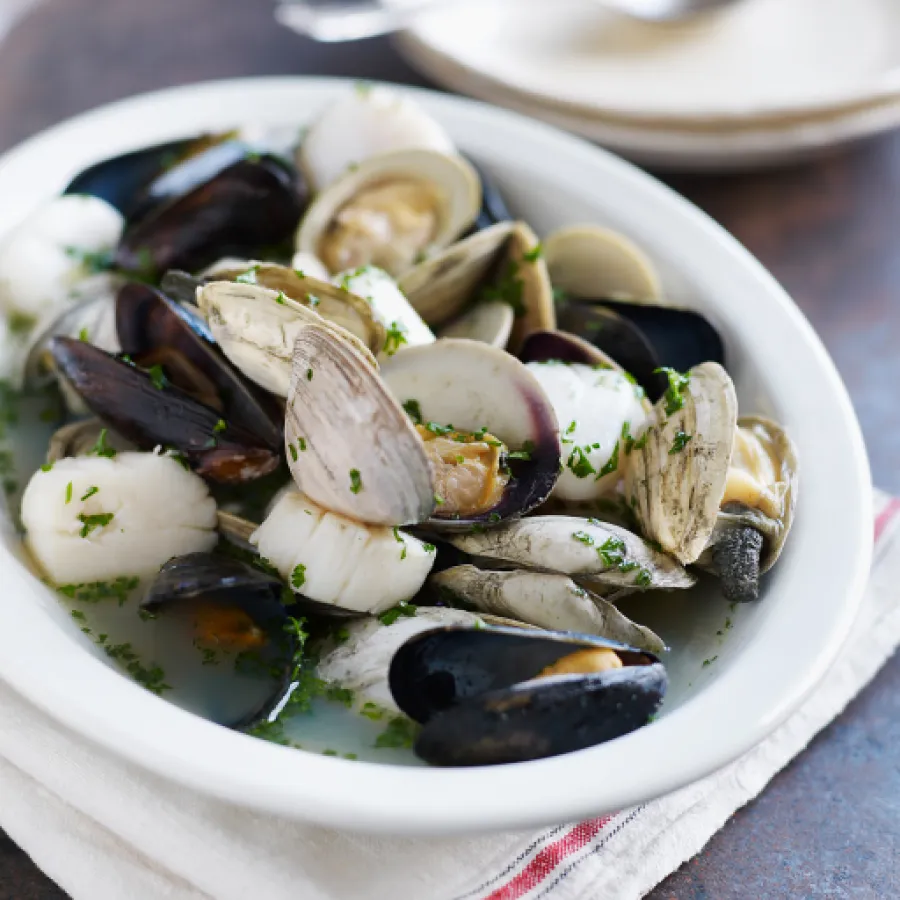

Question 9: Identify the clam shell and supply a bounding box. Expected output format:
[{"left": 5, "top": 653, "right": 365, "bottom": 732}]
[
  {"left": 624, "top": 362, "right": 738, "bottom": 566},
  {"left": 544, "top": 224, "right": 663, "bottom": 305},
  {"left": 295, "top": 149, "right": 481, "bottom": 277},
  {"left": 197, "top": 280, "right": 377, "bottom": 398},
  {"left": 430, "top": 564, "right": 665, "bottom": 653},
  {"left": 206, "top": 262, "right": 384, "bottom": 354},
  {"left": 285, "top": 322, "right": 435, "bottom": 526},
  {"left": 446, "top": 515, "right": 695, "bottom": 594},
  {"left": 437, "top": 301, "right": 513, "bottom": 348}
]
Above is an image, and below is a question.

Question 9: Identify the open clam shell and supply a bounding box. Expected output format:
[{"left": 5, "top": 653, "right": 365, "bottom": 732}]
[
  {"left": 197, "top": 280, "right": 378, "bottom": 398},
  {"left": 295, "top": 149, "right": 481, "bottom": 278},
  {"left": 624, "top": 362, "right": 738, "bottom": 567},
  {"left": 430, "top": 564, "right": 665, "bottom": 654},
  {"left": 284, "top": 328, "right": 561, "bottom": 530},
  {"left": 46, "top": 418, "right": 136, "bottom": 463},
  {"left": 445, "top": 515, "right": 695, "bottom": 595},
  {"left": 399, "top": 221, "right": 554, "bottom": 353},
  {"left": 389, "top": 625, "right": 666, "bottom": 766},
  {"left": 544, "top": 224, "right": 664, "bottom": 305}
]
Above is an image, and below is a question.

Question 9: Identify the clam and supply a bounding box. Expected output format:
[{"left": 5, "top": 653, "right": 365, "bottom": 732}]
[
  {"left": 399, "top": 221, "right": 554, "bottom": 353},
  {"left": 196, "top": 279, "right": 379, "bottom": 398},
  {"left": 389, "top": 624, "right": 666, "bottom": 766},
  {"left": 295, "top": 149, "right": 481, "bottom": 278},
  {"left": 430, "top": 565, "right": 665, "bottom": 653},
  {"left": 49, "top": 337, "right": 280, "bottom": 483},
  {"left": 445, "top": 515, "right": 695, "bottom": 596},
  {"left": 47, "top": 418, "right": 135, "bottom": 463},
  {"left": 298, "top": 85, "right": 456, "bottom": 192},
  {"left": 624, "top": 363, "right": 798, "bottom": 602},
  {"left": 142, "top": 552, "right": 298, "bottom": 728},
  {"left": 115, "top": 152, "right": 307, "bottom": 278},
  {"left": 284, "top": 326, "right": 561, "bottom": 529}
]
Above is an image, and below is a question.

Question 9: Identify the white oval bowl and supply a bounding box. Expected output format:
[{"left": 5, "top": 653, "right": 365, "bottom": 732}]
[{"left": 0, "top": 78, "right": 871, "bottom": 835}]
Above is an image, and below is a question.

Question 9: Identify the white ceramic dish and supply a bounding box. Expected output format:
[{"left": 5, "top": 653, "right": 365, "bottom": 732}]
[
  {"left": 397, "top": 34, "right": 900, "bottom": 172},
  {"left": 0, "top": 77, "right": 871, "bottom": 835},
  {"left": 388, "top": 0, "right": 900, "bottom": 170}
]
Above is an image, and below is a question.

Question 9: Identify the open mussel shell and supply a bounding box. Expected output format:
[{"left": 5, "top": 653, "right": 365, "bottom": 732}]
[
  {"left": 446, "top": 515, "right": 695, "bottom": 596},
  {"left": 296, "top": 148, "right": 481, "bottom": 278},
  {"left": 115, "top": 154, "right": 306, "bottom": 277},
  {"left": 389, "top": 625, "right": 666, "bottom": 766},
  {"left": 49, "top": 337, "right": 280, "bottom": 483},
  {"left": 430, "top": 565, "right": 665, "bottom": 654},
  {"left": 197, "top": 280, "right": 378, "bottom": 399},
  {"left": 142, "top": 552, "right": 296, "bottom": 729},
  {"left": 63, "top": 133, "right": 238, "bottom": 219},
  {"left": 116, "top": 282, "right": 282, "bottom": 448},
  {"left": 399, "top": 221, "right": 554, "bottom": 354},
  {"left": 544, "top": 224, "right": 663, "bottom": 305},
  {"left": 379, "top": 337, "right": 561, "bottom": 530}
]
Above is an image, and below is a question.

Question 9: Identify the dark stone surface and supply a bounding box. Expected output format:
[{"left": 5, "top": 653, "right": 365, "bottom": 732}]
[{"left": 0, "top": 0, "right": 897, "bottom": 897}]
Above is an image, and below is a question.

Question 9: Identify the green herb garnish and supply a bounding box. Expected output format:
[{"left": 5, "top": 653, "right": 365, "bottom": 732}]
[
  {"left": 80, "top": 486, "right": 99, "bottom": 501},
  {"left": 235, "top": 265, "right": 260, "bottom": 284},
  {"left": 670, "top": 431, "right": 693, "bottom": 454},
  {"left": 402, "top": 399, "right": 422, "bottom": 425},
  {"left": 378, "top": 600, "right": 417, "bottom": 626},
  {"left": 77, "top": 511, "right": 114, "bottom": 538},
  {"left": 349, "top": 469, "right": 363, "bottom": 494},
  {"left": 291, "top": 564, "right": 307, "bottom": 590},
  {"left": 382, "top": 321, "right": 408, "bottom": 357},
  {"left": 89, "top": 428, "right": 116, "bottom": 458},
  {"left": 656, "top": 367, "right": 691, "bottom": 417},
  {"left": 523, "top": 243, "right": 543, "bottom": 262}
]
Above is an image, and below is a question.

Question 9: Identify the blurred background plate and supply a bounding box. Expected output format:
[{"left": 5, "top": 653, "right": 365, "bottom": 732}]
[{"left": 385, "top": 0, "right": 900, "bottom": 170}]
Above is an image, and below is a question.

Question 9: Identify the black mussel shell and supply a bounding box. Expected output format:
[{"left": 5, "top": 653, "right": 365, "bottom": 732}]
[
  {"left": 390, "top": 625, "right": 665, "bottom": 766},
  {"left": 159, "top": 269, "right": 206, "bottom": 307},
  {"left": 466, "top": 157, "right": 513, "bottom": 232},
  {"left": 115, "top": 282, "right": 282, "bottom": 448},
  {"left": 50, "top": 337, "right": 280, "bottom": 483},
  {"left": 554, "top": 302, "right": 664, "bottom": 398},
  {"left": 115, "top": 155, "right": 307, "bottom": 277},
  {"left": 64, "top": 133, "right": 236, "bottom": 220},
  {"left": 142, "top": 552, "right": 296, "bottom": 729}
]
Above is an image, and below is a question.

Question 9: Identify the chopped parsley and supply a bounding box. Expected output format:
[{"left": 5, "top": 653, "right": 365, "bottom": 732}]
[
  {"left": 382, "top": 321, "right": 408, "bottom": 357},
  {"left": 306, "top": 368, "right": 313, "bottom": 381},
  {"left": 434, "top": 493, "right": 445, "bottom": 505},
  {"left": 291, "top": 564, "right": 307, "bottom": 590},
  {"left": 566, "top": 445, "right": 596, "bottom": 479},
  {"left": 213, "top": 418, "right": 227, "bottom": 434},
  {"left": 147, "top": 364, "right": 168, "bottom": 391},
  {"left": 402, "top": 399, "right": 423, "bottom": 425},
  {"left": 572, "top": 531, "right": 594, "bottom": 546},
  {"left": 288, "top": 443, "right": 298, "bottom": 462},
  {"left": 349, "top": 469, "right": 363, "bottom": 494},
  {"left": 65, "top": 482, "right": 73, "bottom": 504},
  {"left": 478, "top": 260, "right": 525, "bottom": 315},
  {"left": 635, "top": 568, "right": 653, "bottom": 587},
  {"left": 508, "top": 439, "right": 535, "bottom": 462},
  {"left": 298, "top": 437, "right": 307, "bottom": 452},
  {"left": 306, "top": 293, "right": 320, "bottom": 308},
  {"left": 422, "top": 542, "right": 436, "bottom": 553},
  {"left": 424, "top": 421, "right": 455, "bottom": 436},
  {"left": 523, "top": 243, "right": 543, "bottom": 262},
  {"left": 392, "top": 526, "right": 408, "bottom": 560},
  {"left": 656, "top": 367, "right": 691, "bottom": 416},
  {"left": 274, "top": 291, "right": 287, "bottom": 305},
  {"left": 7, "top": 310, "right": 37, "bottom": 336},
  {"left": 78, "top": 326, "right": 90, "bottom": 342},
  {"left": 234, "top": 264, "right": 260, "bottom": 284},
  {"left": 89, "top": 428, "right": 116, "bottom": 458},
  {"left": 702, "top": 655, "right": 719, "bottom": 668},
  {"left": 378, "top": 600, "right": 417, "bottom": 626},
  {"left": 57, "top": 576, "right": 140, "bottom": 606},
  {"left": 670, "top": 431, "right": 693, "bottom": 454},
  {"left": 597, "top": 536, "right": 626, "bottom": 568},
  {"left": 374, "top": 716, "right": 419, "bottom": 749},
  {"left": 80, "top": 486, "right": 99, "bottom": 501},
  {"left": 40, "top": 462, "right": 53, "bottom": 472},
  {"left": 77, "top": 511, "right": 114, "bottom": 538},
  {"left": 597, "top": 441, "right": 619, "bottom": 478},
  {"left": 621, "top": 420, "right": 649, "bottom": 456}
]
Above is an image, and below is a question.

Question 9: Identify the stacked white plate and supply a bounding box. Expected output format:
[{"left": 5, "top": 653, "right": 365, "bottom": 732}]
[{"left": 391, "top": 0, "right": 900, "bottom": 170}]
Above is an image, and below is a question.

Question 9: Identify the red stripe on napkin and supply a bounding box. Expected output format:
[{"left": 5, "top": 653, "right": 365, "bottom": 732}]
[
  {"left": 875, "top": 497, "right": 900, "bottom": 542},
  {"left": 482, "top": 816, "right": 613, "bottom": 900}
]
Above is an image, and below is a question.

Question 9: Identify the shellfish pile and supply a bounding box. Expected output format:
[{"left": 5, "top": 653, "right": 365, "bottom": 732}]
[{"left": 5, "top": 86, "right": 797, "bottom": 767}]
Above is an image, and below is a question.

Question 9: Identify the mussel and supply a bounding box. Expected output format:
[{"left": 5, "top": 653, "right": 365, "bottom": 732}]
[
  {"left": 284, "top": 326, "right": 561, "bottom": 530},
  {"left": 49, "top": 337, "right": 280, "bottom": 483},
  {"left": 624, "top": 362, "right": 798, "bottom": 602},
  {"left": 142, "top": 552, "right": 298, "bottom": 728},
  {"left": 389, "top": 624, "right": 666, "bottom": 766}
]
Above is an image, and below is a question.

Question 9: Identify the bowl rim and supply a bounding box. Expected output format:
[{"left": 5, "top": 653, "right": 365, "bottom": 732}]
[{"left": 0, "top": 76, "right": 872, "bottom": 836}]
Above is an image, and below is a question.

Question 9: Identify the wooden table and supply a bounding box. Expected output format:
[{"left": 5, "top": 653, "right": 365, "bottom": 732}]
[{"left": 0, "top": 1, "right": 897, "bottom": 897}]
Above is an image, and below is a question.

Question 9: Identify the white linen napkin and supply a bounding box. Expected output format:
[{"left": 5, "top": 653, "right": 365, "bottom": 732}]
[{"left": 1, "top": 489, "right": 898, "bottom": 900}]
